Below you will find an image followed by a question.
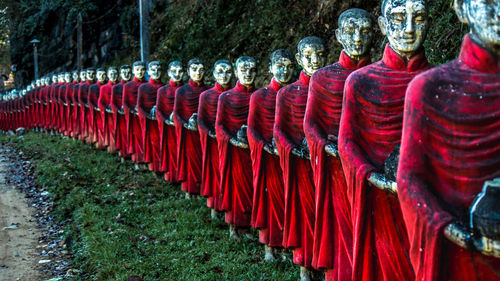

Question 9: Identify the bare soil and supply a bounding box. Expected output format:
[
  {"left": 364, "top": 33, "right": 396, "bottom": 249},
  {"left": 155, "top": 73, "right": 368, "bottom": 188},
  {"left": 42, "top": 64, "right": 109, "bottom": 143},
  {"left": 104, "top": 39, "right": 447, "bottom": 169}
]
[{"left": 0, "top": 149, "right": 45, "bottom": 281}]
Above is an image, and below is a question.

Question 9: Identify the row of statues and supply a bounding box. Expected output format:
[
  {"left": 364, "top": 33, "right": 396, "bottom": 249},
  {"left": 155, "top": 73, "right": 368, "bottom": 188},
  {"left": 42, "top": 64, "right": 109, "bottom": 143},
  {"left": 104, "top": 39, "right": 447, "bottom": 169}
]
[{"left": 0, "top": 0, "right": 499, "bottom": 280}]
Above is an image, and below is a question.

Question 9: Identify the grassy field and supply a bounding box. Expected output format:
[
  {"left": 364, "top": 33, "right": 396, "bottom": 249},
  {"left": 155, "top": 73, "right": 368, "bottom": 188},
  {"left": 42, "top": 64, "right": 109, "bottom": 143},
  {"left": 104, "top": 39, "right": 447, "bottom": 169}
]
[{"left": 0, "top": 132, "right": 299, "bottom": 281}]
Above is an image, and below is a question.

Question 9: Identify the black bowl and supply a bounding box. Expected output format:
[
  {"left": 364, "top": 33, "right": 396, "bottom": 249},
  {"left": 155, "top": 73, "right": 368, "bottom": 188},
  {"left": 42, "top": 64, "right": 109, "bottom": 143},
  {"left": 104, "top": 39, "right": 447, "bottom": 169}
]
[{"left": 471, "top": 179, "right": 500, "bottom": 240}]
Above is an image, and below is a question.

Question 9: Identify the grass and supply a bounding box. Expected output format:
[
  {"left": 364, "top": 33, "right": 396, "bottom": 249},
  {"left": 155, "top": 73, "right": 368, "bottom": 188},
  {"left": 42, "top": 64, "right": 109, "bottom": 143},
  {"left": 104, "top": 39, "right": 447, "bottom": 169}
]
[{"left": 0, "top": 132, "right": 299, "bottom": 281}]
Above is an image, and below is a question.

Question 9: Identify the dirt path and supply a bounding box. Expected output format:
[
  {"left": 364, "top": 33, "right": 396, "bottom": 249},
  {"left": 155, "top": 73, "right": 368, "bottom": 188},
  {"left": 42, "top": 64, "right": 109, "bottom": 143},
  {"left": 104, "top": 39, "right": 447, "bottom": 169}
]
[{"left": 0, "top": 150, "right": 44, "bottom": 281}]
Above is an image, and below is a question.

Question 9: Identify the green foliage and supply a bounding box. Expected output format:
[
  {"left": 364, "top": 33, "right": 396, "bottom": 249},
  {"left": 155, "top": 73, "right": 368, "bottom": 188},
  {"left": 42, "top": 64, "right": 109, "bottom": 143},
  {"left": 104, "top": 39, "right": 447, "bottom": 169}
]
[{"left": 2, "top": 132, "right": 299, "bottom": 281}]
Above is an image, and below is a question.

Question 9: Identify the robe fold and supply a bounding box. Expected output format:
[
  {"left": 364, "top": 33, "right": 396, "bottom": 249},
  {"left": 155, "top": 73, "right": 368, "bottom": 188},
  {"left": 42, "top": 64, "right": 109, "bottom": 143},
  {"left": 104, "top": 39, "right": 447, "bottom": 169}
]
[
  {"left": 123, "top": 77, "right": 146, "bottom": 162},
  {"left": 248, "top": 78, "right": 285, "bottom": 247},
  {"left": 173, "top": 80, "right": 209, "bottom": 194},
  {"left": 274, "top": 71, "right": 315, "bottom": 267},
  {"left": 156, "top": 80, "right": 183, "bottom": 182},
  {"left": 138, "top": 78, "right": 164, "bottom": 171},
  {"left": 398, "top": 35, "right": 500, "bottom": 281},
  {"left": 215, "top": 81, "right": 254, "bottom": 226},
  {"left": 197, "top": 82, "right": 226, "bottom": 209},
  {"left": 78, "top": 81, "right": 92, "bottom": 140},
  {"left": 98, "top": 80, "right": 117, "bottom": 150},
  {"left": 339, "top": 45, "right": 431, "bottom": 281},
  {"left": 305, "top": 51, "right": 370, "bottom": 279},
  {"left": 72, "top": 82, "right": 84, "bottom": 138},
  {"left": 88, "top": 81, "right": 104, "bottom": 145},
  {"left": 111, "top": 81, "right": 128, "bottom": 157},
  {"left": 59, "top": 83, "right": 68, "bottom": 133},
  {"left": 64, "top": 82, "right": 76, "bottom": 136}
]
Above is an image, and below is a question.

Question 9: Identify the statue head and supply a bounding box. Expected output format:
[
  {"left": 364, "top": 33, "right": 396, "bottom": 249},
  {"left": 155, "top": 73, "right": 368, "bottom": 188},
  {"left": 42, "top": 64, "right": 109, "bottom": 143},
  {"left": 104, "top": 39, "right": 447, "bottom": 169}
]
[
  {"left": 51, "top": 74, "right": 58, "bottom": 84},
  {"left": 108, "top": 67, "right": 119, "bottom": 83},
  {"left": 454, "top": 0, "right": 500, "bottom": 56},
  {"left": 296, "top": 36, "right": 326, "bottom": 76},
  {"left": 379, "top": 0, "right": 429, "bottom": 60},
  {"left": 36, "top": 79, "right": 41, "bottom": 87},
  {"left": 96, "top": 68, "right": 107, "bottom": 83},
  {"left": 72, "top": 70, "right": 80, "bottom": 82},
  {"left": 336, "top": 8, "right": 374, "bottom": 60},
  {"left": 213, "top": 59, "right": 233, "bottom": 87},
  {"left": 86, "top": 68, "right": 96, "bottom": 82},
  {"left": 269, "top": 49, "right": 294, "bottom": 85},
  {"left": 187, "top": 58, "right": 205, "bottom": 84},
  {"left": 64, "top": 72, "right": 71, "bottom": 83},
  {"left": 80, "top": 70, "right": 87, "bottom": 82},
  {"left": 148, "top": 61, "right": 162, "bottom": 81},
  {"left": 120, "top": 65, "right": 132, "bottom": 82},
  {"left": 235, "top": 56, "right": 257, "bottom": 87},
  {"left": 58, "top": 73, "right": 65, "bottom": 83},
  {"left": 168, "top": 61, "right": 184, "bottom": 83},
  {"left": 132, "top": 61, "right": 146, "bottom": 80}
]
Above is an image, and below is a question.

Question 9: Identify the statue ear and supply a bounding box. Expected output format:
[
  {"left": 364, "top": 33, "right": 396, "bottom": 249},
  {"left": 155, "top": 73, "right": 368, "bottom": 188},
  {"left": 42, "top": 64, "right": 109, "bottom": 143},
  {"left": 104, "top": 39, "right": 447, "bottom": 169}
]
[
  {"left": 295, "top": 53, "right": 302, "bottom": 67},
  {"left": 335, "top": 28, "right": 341, "bottom": 44},
  {"left": 453, "top": 0, "right": 468, "bottom": 24},
  {"left": 378, "top": 16, "right": 387, "bottom": 36}
]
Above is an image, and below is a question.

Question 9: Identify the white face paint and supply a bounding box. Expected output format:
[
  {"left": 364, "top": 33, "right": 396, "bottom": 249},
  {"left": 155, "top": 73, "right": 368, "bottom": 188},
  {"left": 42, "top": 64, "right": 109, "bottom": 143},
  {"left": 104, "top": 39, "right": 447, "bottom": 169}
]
[
  {"left": 72, "top": 72, "right": 80, "bottom": 82},
  {"left": 270, "top": 57, "right": 294, "bottom": 85},
  {"left": 148, "top": 64, "right": 162, "bottom": 80},
  {"left": 58, "top": 74, "right": 64, "bottom": 83},
  {"left": 379, "top": 0, "right": 429, "bottom": 59},
  {"left": 456, "top": 0, "right": 500, "bottom": 55},
  {"left": 52, "top": 75, "right": 58, "bottom": 84},
  {"left": 108, "top": 69, "right": 119, "bottom": 83},
  {"left": 36, "top": 80, "right": 41, "bottom": 87},
  {"left": 97, "top": 71, "right": 107, "bottom": 83},
  {"left": 80, "top": 71, "right": 87, "bottom": 82},
  {"left": 133, "top": 65, "right": 146, "bottom": 80},
  {"left": 296, "top": 44, "right": 327, "bottom": 76},
  {"left": 337, "top": 16, "right": 373, "bottom": 59},
  {"left": 236, "top": 59, "right": 257, "bottom": 87},
  {"left": 188, "top": 63, "right": 205, "bottom": 83},
  {"left": 86, "top": 70, "right": 96, "bottom": 81},
  {"left": 168, "top": 65, "right": 184, "bottom": 83},
  {"left": 213, "top": 63, "right": 233, "bottom": 87},
  {"left": 120, "top": 68, "right": 132, "bottom": 81}
]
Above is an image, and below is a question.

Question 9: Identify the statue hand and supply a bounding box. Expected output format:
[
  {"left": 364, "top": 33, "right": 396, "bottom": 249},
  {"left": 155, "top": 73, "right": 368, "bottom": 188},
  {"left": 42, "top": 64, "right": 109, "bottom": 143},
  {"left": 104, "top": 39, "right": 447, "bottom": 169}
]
[
  {"left": 325, "top": 142, "right": 339, "bottom": 157},
  {"left": 208, "top": 130, "right": 216, "bottom": 138},
  {"left": 230, "top": 137, "right": 249, "bottom": 149},
  {"left": 263, "top": 143, "right": 279, "bottom": 156},
  {"left": 368, "top": 172, "right": 398, "bottom": 195},
  {"left": 291, "top": 147, "right": 303, "bottom": 158},
  {"left": 118, "top": 107, "right": 124, "bottom": 114},
  {"left": 444, "top": 222, "right": 474, "bottom": 251},
  {"left": 95, "top": 106, "right": 100, "bottom": 111},
  {"left": 149, "top": 106, "right": 156, "bottom": 119}
]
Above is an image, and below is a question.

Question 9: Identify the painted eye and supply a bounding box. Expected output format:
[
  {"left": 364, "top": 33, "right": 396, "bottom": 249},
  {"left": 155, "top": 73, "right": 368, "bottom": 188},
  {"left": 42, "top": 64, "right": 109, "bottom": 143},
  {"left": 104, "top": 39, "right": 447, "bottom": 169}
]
[
  {"left": 415, "top": 15, "right": 426, "bottom": 22},
  {"left": 391, "top": 14, "right": 404, "bottom": 23},
  {"left": 344, "top": 28, "right": 354, "bottom": 34}
]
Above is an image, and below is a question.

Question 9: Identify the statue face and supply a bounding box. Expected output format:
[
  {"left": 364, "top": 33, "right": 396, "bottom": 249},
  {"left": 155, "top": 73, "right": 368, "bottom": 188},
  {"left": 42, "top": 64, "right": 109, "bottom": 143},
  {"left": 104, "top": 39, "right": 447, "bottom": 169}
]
[
  {"left": 80, "top": 71, "right": 87, "bottom": 82},
  {"left": 36, "top": 80, "right": 40, "bottom": 87},
  {"left": 64, "top": 73, "right": 71, "bottom": 83},
  {"left": 120, "top": 68, "right": 132, "bottom": 81},
  {"left": 336, "top": 15, "right": 374, "bottom": 58},
  {"left": 213, "top": 63, "right": 233, "bottom": 86},
  {"left": 97, "top": 70, "right": 107, "bottom": 83},
  {"left": 188, "top": 63, "right": 205, "bottom": 83},
  {"left": 379, "top": 0, "right": 429, "bottom": 58},
  {"left": 270, "top": 57, "right": 294, "bottom": 85},
  {"left": 86, "top": 70, "right": 96, "bottom": 81},
  {"left": 168, "top": 64, "right": 184, "bottom": 83},
  {"left": 148, "top": 64, "right": 162, "bottom": 80},
  {"left": 52, "top": 75, "right": 58, "bottom": 84},
  {"left": 133, "top": 65, "right": 146, "bottom": 79},
  {"left": 72, "top": 72, "right": 79, "bottom": 82},
  {"left": 296, "top": 43, "right": 326, "bottom": 76},
  {"left": 455, "top": 0, "right": 500, "bottom": 54},
  {"left": 108, "top": 69, "right": 119, "bottom": 83},
  {"left": 236, "top": 59, "right": 257, "bottom": 87}
]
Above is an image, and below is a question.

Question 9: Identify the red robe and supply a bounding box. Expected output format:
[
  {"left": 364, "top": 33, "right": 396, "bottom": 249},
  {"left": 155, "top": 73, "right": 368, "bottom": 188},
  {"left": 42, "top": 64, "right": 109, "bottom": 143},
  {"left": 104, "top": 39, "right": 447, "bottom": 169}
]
[
  {"left": 64, "top": 82, "right": 75, "bottom": 136},
  {"left": 305, "top": 51, "right": 370, "bottom": 279},
  {"left": 58, "top": 83, "right": 68, "bottom": 133},
  {"left": 216, "top": 81, "right": 255, "bottom": 226},
  {"left": 40, "top": 85, "right": 49, "bottom": 129},
  {"left": 78, "top": 81, "right": 92, "bottom": 140},
  {"left": 274, "top": 72, "right": 315, "bottom": 267},
  {"left": 98, "top": 80, "right": 117, "bottom": 150},
  {"left": 50, "top": 83, "right": 60, "bottom": 129},
  {"left": 88, "top": 81, "right": 105, "bottom": 145},
  {"left": 339, "top": 45, "right": 432, "bottom": 281},
  {"left": 173, "top": 80, "right": 209, "bottom": 194},
  {"left": 197, "top": 83, "right": 227, "bottom": 209},
  {"left": 111, "top": 81, "right": 128, "bottom": 157},
  {"left": 138, "top": 78, "right": 164, "bottom": 171},
  {"left": 248, "top": 78, "right": 285, "bottom": 247},
  {"left": 398, "top": 35, "right": 500, "bottom": 281},
  {"left": 123, "top": 77, "right": 146, "bottom": 162},
  {"left": 72, "top": 82, "right": 84, "bottom": 138},
  {"left": 156, "top": 80, "right": 183, "bottom": 182}
]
